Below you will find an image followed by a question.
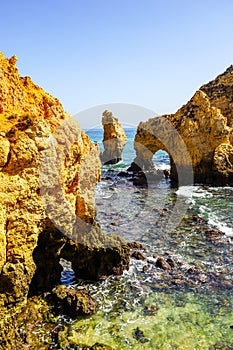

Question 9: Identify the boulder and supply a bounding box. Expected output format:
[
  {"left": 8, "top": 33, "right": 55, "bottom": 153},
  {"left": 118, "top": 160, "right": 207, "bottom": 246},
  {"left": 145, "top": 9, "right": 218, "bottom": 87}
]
[{"left": 51, "top": 285, "right": 98, "bottom": 318}]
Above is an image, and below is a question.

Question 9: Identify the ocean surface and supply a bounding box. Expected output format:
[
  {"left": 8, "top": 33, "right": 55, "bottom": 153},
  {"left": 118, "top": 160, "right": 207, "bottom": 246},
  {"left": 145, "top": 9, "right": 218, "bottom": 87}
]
[{"left": 58, "top": 128, "right": 233, "bottom": 349}]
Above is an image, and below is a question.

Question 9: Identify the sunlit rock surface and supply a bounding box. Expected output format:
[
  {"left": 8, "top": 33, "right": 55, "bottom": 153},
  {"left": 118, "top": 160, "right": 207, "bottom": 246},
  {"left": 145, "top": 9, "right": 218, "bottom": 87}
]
[
  {"left": 130, "top": 66, "right": 233, "bottom": 185},
  {"left": 101, "top": 110, "right": 127, "bottom": 164},
  {"left": 0, "top": 53, "right": 129, "bottom": 349}
]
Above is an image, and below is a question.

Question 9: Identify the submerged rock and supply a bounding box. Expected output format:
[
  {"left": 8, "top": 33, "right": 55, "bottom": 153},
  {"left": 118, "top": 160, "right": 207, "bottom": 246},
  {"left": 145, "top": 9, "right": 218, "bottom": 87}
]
[
  {"left": 13, "top": 295, "right": 55, "bottom": 348},
  {"left": 88, "top": 344, "right": 114, "bottom": 350},
  {"left": 131, "top": 250, "right": 146, "bottom": 260},
  {"left": 0, "top": 53, "right": 129, "bottom": 349},
  {"left": 51, "top": 285, "right": 98, "bottom": 318},
  {"left": 205, "top": 228, "right": 228, "bottom": 244},
  {"left": 155, "top": 256, "right": 173, "bottom": 270},
  {"left": 129, "top": 66, "right": 233, "bottom": 186},
  {"left": 133, "top": 327, "right": 150, "bottom": 343},
  {"left": 101, "top": 110, "right": 127, "bottom": 164}
]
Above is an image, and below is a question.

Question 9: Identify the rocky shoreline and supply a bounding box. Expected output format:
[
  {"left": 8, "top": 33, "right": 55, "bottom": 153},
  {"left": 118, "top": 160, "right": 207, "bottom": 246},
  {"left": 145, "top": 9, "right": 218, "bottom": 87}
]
[
  {"left": 0, "top": 53, "right": 233, "bottom": 349},
  {"left": 0, "top": 53, "right": 129, "bottom": 349},
  {"left": 9, "top": 206, "right": 232, "bottom": 349}
]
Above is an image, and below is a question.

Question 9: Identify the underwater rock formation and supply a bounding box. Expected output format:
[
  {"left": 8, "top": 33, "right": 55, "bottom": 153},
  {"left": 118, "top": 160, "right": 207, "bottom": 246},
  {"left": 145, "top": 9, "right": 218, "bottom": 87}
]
[
  {"left": 101, "top": 110, "right": 127, "bottom": 164},
  {"left": 129, "top": 66, "right": 233, "bottom": 185},
  {"left": 0, "top": 53, "right": 129, "bottom": 348}
]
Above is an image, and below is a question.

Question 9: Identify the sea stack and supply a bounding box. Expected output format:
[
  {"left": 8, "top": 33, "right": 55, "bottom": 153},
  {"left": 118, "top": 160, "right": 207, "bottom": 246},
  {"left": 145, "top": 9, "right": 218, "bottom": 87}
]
[
  {"left": 0, "top": 53, "right": 129, "bottom": 348},
  {"left": 129, "top": 66, "right": 233, "bottom": 186},
  {"left": 101, "top": 110, "right": 127, "bottom": 164}
]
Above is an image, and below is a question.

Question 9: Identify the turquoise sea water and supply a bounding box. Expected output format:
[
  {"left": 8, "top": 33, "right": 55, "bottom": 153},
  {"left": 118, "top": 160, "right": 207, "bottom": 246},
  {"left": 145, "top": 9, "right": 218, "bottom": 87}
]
[
  {"left": 85, "top": 127, "right": 170, "bottom": 170},
  {"left": 58, "top": 128, "right": 233, "bottom": 349}
]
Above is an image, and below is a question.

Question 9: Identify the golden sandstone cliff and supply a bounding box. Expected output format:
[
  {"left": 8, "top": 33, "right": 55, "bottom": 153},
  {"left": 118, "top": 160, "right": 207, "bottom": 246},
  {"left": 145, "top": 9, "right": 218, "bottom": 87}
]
[
  {"left": 129, "top": 65, "right": 233, "bottom": 185},
  {"left": 0, "top": 53, "right": 129, "bottom": 348},
  {"left": 101, "top": 110, "right": 127, "bottom": 164}
]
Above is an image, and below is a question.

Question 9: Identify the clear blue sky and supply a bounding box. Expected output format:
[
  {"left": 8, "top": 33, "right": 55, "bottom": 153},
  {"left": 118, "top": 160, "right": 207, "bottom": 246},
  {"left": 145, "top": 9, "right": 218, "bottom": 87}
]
[{"left": 1, "top": 0, "right": 233, "bottom": 128}]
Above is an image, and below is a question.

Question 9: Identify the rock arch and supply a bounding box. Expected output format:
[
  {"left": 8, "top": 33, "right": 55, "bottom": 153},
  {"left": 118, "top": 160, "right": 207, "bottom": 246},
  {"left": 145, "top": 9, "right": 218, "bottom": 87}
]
[
  {"left": 129, "top": 115, "right": 194, "bottom": 186},
  {"left": 129, "top": 65, "right": 233, "bottom": 186}
]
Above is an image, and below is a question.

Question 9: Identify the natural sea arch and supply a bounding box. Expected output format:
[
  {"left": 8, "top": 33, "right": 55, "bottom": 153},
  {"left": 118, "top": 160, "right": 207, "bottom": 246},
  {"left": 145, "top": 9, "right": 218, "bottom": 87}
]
[{"left": 153, "top": 149, "right": 170, "bottom": 171}]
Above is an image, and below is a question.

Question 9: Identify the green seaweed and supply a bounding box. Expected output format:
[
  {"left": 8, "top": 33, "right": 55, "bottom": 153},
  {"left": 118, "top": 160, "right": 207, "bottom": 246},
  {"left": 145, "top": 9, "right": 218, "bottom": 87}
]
[{"left": 60, "top": 290, "right": 233, "bottom": 350}]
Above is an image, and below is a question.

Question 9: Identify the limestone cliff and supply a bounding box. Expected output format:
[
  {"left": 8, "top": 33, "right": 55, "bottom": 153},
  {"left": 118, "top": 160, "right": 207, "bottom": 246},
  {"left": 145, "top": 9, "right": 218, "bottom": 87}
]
[
  {"left": 0, "top": 53, "right": 129, "bottom": 348},
  {"left": 129, "top": 66, "right": 233, "bottom": 185},
  {"left": 101, "top": 110, "right": 127, "bottom": 164}
]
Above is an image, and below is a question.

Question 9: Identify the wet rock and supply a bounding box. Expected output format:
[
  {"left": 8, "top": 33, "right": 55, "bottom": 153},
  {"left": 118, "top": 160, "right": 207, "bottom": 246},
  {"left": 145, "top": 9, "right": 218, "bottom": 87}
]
[
  {"left": 156, "top": 257, "right": 172, "bottom": 270},
  {"left": 195, "top": 273, "right": 208, "bottom": 283},
  {"left": 154, "top": 208, "right": 168, "bottom": 216},
  {"left": 209, "top": 342, "right": 233, "bottom": 350},
  {"left": 206, "top": 228, "right": 225, "bottom": 236},
  {"left": 63, "top": 231, "right": 130, "bottom": 281},
  {"left": 131, "top": 250, "right": 146, "bottom": 260},
  {"left": 219, "top": 280, "right": 233, "bottom": 289},
  {"left": 166, "top": 257, "right": 176, "bottom": 268},
  {"left": 133, "top": 327, "right": 150, "bottom": 343},
  {"left": 89, "top": 344, "right": 114, "bottom": 350},
  {"left": 131, "top": 169, "right": 164, "bottom": 187},
  {"left": 52, "top": 327, "right": 114, "bottom": 349},
  {"left": 143, "top": 304, "right": 159, "bottom": 316},
  {"left": 110, "top": 222, "right": 120, "bottom": 226},
  {"left": 153, "top": 253, "right": 159, "bottom": 259},
  {"left": 127, "top": 241, "right": 144, "bottom": 249},
  {"left": 101, "top": 176, "right": 112, "bottom": 181},
  {"left": 51, "top": 324, "right": 70, "bottom": 349},
  {"left": 205, "top": 228, "right": 228, "bottom": 244},
  {"left": 187, "top": 267, "right": 202, "bottom": 274},
  {"left": 132, "top": 171, "right": 147, "bottom": 186},
  {"left": 170, "top": 278, "right": 184, "bottom": 286},
  {"left": 142, "top": 265, "right": 150, "bottom": 272},
  {"left": 30, "top": 226, "right": 130, "bottom": 293},
  {"left": 163, "top": 169, "right": 170, "bottom": 179},
  {"left": 117, "top": 171, "right": 132, "bottom": 177},
  {"left": 13, "top": 295, "right": 55, "bottom": 349},
  {"left": 192, "top": 214, "right": 207, "bottom": 224},
  {"left": 51, "top": 285, "right": 98, "bottom": 318},
  {"left": 80, "top": 344, "right": 114, "bottom": 350}
]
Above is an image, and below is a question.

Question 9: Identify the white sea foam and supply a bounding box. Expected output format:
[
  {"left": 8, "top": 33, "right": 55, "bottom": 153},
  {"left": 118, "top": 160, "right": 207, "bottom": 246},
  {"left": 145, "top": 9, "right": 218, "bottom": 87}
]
[
  {"left": 208, "top": 214, "right": 233, "bottom": 237},
  {"left": 176, "top": 186, "right": 233, "bottom": 239},
  {"left": 176, "top": 186, "right": 194, "bottom": 198},
  {"left": 176, "top": 186, "right": 213, "bottom": 199},
  {"left": 154, "top": 162, "right": 170, "bottom": 171}
]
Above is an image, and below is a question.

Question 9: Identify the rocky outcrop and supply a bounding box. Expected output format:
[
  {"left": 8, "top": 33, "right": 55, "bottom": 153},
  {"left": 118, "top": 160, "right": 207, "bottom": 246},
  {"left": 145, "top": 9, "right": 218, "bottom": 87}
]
[
  {"left": 50, "top": 285, "right": 98, "bottom": 318},
  {"left": 0, "top": 53, "right": 129, "bottom": 349},
  {"left": 101, "top": 110, "right": 127, "bottom": 164},
  {"left": 129, "top": 66, "right": 233, "bottom": 185}
]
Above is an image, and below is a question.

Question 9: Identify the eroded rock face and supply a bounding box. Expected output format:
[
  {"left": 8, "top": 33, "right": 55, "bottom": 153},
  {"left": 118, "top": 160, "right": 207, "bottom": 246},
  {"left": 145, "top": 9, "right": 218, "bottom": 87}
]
[
  {"left": 101, "top": 110, "right": 127, "bottom": 164},
  {"left": 130, "top": 66, "right": 233, "bottom": 185},
  {"left": 0, "top": 53, "right": 129, "bottom": 348}
]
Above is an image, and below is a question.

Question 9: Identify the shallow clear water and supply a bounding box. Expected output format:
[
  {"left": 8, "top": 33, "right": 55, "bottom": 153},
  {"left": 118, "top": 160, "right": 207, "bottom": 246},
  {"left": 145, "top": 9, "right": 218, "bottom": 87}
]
[{"left": 58, "top": 129, "right": 233, "bottom": 349}]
